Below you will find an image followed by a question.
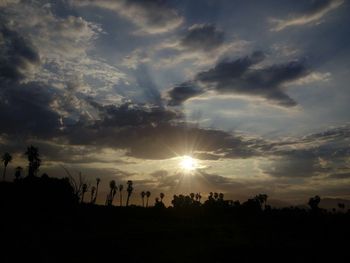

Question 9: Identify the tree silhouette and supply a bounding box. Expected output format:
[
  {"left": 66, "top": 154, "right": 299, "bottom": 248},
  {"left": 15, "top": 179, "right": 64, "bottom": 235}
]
[
  {"left": 338, "top": 203, "right": 345, "bottom": 211},
  {"left": 195, "top": 193, "right": 202, "bottom": 203},
  {"left": 214, "top": 192, "right": 219, "bottom": 200},
  {"left": 146, "top": 191, "right": 151, "bottom": 207},
  {"left": 126, "top": 180, "right": 133, "bottom": 206},
  {"left": 141, "top": 191, "right": 146, "bottom": 207},
  {"left": 190, "top": 193, "right": 195, "bottom": 200},
  {"left": 14, "top": 166, "right": 23, "bottom": 181},
  {"left": 107, "top": 180, "right": 117, "bottom": 206},
  {"left": 61, "top": 167, "right": 88, "bottom": 202},
  {"left": 119, "top": 184, "right": 124, "bottom": 206},
  {"left": 2, "top": 152, "right": 12, "bottom": 181},
  {"left": 25, "top": 146, "right": 41, "bottom": 177},
  {"left": 308, "top": 195, "right": 321, "bottom": 211},
  {"left": 90, "top": 186, "right": 96, "bottom": 203},
  {"left": 91, "top": 178, "right": 101, "bottom": 204},
  {"left": 254, "top": 194, "right": 268, "bottom": 210},
  {"left": 160, "top": 192, "right": 165, "bottom": 203},
  {"left": 81, "top": 183, "right": 88, "bottom": 203}
]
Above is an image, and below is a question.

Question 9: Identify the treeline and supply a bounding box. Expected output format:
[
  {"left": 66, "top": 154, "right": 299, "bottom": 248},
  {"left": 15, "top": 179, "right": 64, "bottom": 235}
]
[{"left": 1, "top": 147, "right": 348, "bottom": 213}]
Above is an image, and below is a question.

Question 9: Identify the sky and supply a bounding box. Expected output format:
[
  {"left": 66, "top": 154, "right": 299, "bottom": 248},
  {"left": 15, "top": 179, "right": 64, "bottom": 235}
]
[{"left": 0, "top": 0, "right": 350, "bottom": 205}]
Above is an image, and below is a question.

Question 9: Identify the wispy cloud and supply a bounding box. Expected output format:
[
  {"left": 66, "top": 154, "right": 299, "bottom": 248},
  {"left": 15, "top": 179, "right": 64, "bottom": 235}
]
[
  {"left": 72, "top": 0, "right": 183, "bottom": 34},
  {"left": 270, "top": 0, "right": 344, "bottom": 31}
]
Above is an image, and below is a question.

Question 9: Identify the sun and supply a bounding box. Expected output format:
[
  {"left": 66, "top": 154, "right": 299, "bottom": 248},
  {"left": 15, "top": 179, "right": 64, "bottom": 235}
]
[{"left": 179, "top": 155, "right": 198, "bottom": 172}]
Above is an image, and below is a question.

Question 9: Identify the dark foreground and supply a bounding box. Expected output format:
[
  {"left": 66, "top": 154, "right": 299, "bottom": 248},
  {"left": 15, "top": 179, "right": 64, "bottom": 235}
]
[
  {"left": 2, "top": 205, "right": 350, "bottom": 263},
  {"left": 1, "top": 180, "right": 350, "bottom": 262}
]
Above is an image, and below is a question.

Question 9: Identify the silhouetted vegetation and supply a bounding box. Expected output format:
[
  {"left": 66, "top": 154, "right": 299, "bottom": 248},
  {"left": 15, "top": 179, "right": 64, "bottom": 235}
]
[
  {"left": 1, "top": 146, "right": 350, "bottom": 262},
  {"left": 2, "top": 152, "right": 12, "bottom": 181}
]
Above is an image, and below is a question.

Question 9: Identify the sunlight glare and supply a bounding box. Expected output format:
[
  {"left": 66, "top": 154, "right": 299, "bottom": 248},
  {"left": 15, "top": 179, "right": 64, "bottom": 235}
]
[{"left": 179, "top": 155, "right": 198, "bottom": 172}]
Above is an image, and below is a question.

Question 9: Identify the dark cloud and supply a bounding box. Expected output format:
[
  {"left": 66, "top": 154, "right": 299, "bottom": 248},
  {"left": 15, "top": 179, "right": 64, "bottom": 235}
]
[
  {"left": 0, "top": 26, "right": 40, "bottom": 81},
  {"left": 328, "top": 172, "right": 350, "bottom": 179},
  {"left": 66, "top": 121, "right": 257, "bottom": 160},
  {"left": 180, "top": 24, "right": 225, "bottom": 52},
  {"left": 167, "top": 82, "right": 204, "bottom": 106},
  {"left": 167, "top": 51, "right": 310, "bottom": 107},
  {"left": 88, "top": 100, "right": 181, "bottom": 127},
  {"left": 50, "top": 99, "right": 257, "bottom": 160},
  {"left": 260, "top": 125, "right": 350, "bottom": 178},
  {"left": 0, "top": 27, "right": 58, "bottom": 139},
  {"left": 0, "top": 81, "right": 62, "bottom": 137}
]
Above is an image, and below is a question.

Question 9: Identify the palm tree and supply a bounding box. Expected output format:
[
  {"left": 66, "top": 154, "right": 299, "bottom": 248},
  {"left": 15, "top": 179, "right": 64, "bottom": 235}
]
[
  {"left": 160, "top": 192, "right": 165, "bottom": 203},
  {"left": 195, "top": 193, "right": 202, "bottom": 203},
  {"left": 141, "top": 191, "right": 146, "bottom": 207},
  {"left": 14, "top": 166, "right": 23, "bottom": 181},
  {"left": 308, "top": 195, "right": 321, "bottom": 211},
  {"left": 81, "top": 183, "right": 88, "bottom": 203},
  {"left": 93, "top": 178, "right": 101, "bottom": 204},
  {"left": 108, "top": 180, "right": 117, "bottom": 206},
  {"left": 146, "top": 191, "right": 151, "bottom": 207},
  {"left": 126, "top": 180, "right": 133, "bottom": 206},
  {"left": 25, "top": 146, "right": 41, "bottom": 177},
  {"left": 255, "top": 194, "right": 268, "bottom": 209},
  {"left": 2, "top": 152, "right": 12, "bottom": 181},
  {"left": 90, "top": 186, "right": 96, "bottom": 203},
  {"left": 119, "top": 184, "right": 124, "bottom": 206},
  {"left": 190, "top": 193, "right": 195, "bottom": 200}
]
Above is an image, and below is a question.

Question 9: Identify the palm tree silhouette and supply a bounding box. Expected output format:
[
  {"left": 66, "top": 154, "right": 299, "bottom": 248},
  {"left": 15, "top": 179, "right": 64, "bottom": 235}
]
[
  {"left": 308, "top": 195, "right": 321, "bottom": 211},
  {"left": 146, "top": 191, "right": 151, "bottom": 207},
  {"left": 160, "top": 192, "right": 165, "bottom": 203},
  {"left": 14, "top": 166, "right": 23, "bottom": 181},
  {"left": 90, "top": 186, "right": 96, "bottom": 203},
  {"left": 126, "top": 180, "right": 133, "bottom": 206},
  {"left": 190, "top": 193, "right": 195, "bottom": 201},
  {"left": 25, "top": 146, "right": 41, "bottom": 177},
  {"left": 2, "top": 152, "right": 12, "bottom": 181},
  {"left": 108, "top": 180, "right": 117, "bottom": 206},
  {"left": 81, "top": 183, "right": 88, "bottom": 203},
  {"left": 141, "top": 191, "right": 146, "bottom": 207},
  {"left": 195, "top": 193, "right": 202, "bottom": 203},
  {"left": 93, "top": 178, "right": 101, "bottom": 204},
  {"left": 119, "top": 184, "right": 124, "bottom": 206}
]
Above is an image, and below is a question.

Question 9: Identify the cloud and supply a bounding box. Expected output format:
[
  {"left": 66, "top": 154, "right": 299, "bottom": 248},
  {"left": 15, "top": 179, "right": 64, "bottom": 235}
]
[
  {"left": 0, "top": 1, "right": 126, "bottom": 105},
  {"left": 260, "top": 125, "right": 350, "bottom": 178},
  {"left": 73, "top": 0, "right": 183, "bottom": 34},
  {"left": 167, "top": 51, "right": 311, "bottom": 107},
  {"left": 151, "top": 24, "right": 249, "bottom": 68},
  {"left": 0, "top": 26, "right": 40, "bottom": 81},
  {"left": 0, "top": 81, "right": 62, "bottom": 137},
  {"left": 167, "top": 82, "right": 204, "bottom": 106},
  {"left": 62, "top": 100, "right": 258, "bottom": 160},
  {"left": 179, "top": 24, "right": 225, "bottom": 52},
  {"left": 271, "top": 0, "right": 344, "bottom": 31},
  {"left": 0, "top": 0, "right": 19, "bottom": 7}
]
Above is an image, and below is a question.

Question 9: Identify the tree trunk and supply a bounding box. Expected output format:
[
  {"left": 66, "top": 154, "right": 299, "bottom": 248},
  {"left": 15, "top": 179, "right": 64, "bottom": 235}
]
[
  {"left": 120, "top": 192, "right": 123, "bottom": 206},
  {"left": 94, "top": 184, "right": 99, "bottom": 204},
  {"left": 126, "top": 194, "right": 130, "bottom": 207},
  {"left": 146, "top": 197, "right": 149, "bottom": 208}
]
